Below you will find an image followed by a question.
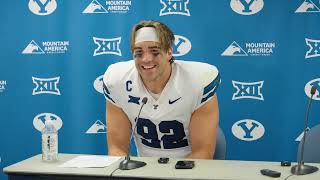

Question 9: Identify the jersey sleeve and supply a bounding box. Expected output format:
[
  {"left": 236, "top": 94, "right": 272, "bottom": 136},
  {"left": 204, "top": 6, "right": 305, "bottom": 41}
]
[
  {"left": 194, "top": 64, "right": 221, "bottom": 110},
  {"left": 102, "top": 64, "right": 122, "bottom": 107}
]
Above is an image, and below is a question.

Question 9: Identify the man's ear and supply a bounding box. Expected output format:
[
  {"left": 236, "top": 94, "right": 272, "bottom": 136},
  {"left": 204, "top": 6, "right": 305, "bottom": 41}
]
[{"left": 167, "top": 48, "right": 173, "bottom": 62}]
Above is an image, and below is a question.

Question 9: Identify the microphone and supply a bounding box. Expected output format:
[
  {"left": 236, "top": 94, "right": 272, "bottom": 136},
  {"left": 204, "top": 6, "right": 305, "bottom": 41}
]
[
  {"left": 291, "top": 86, "right": 318, "bottom": 175},
  {"left": 119, "top": 97, "right": 148, "bottom": 170}
]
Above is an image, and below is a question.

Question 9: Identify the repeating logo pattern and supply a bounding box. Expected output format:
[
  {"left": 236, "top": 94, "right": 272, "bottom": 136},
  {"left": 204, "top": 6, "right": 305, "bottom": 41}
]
[
  {"left": 232, "top": 81, "right": 264, "bottom": 100},
  {"left": 295, "top": 0, "right": 320, "bottom": 13},
  {"left": 173, "top": 35, "right": 192, "bottom": 57},
  {"left": 305, "top": 78, "right": 320, "bottom": 100},
  {"left": 32, "top": 77, "right": 61, "bottom": 95},
  {"left": 222, "top": 41, "right": 275, "bottom": 56},
  {"left": 305, "top": 38, "right": 320, "bottom": 59},
  {"left": 33, "top": 113, "right": 63, "bottom": 132},
  {"left": 0, "top": 80, "right": 6, "bottom": 93},
  {"left": 93, "top": 37, "right": 122, "bottom": 56},
  {"left": 232, "top": 119, "right": 265, "bottom": 141},
  {"left": 28, "top": 0, "right": 57, "bottom": 15},
  {"left": 86, "top": 120, "right": 107, "bottom": 134},
  {"left": 2, "top": 0, "right": 320, "bottom": 165},
  {"left": 160, "top": 0, "right": 190, "bottom": 16},
  {"left": 230, "top": 0, "right": 264, "bottom": 15},
  {"left": 22, "top": 40, "right": 69, "bottom": 54},
  {"left": 83, "top": 0, "right": 132, "bottom": 14}
]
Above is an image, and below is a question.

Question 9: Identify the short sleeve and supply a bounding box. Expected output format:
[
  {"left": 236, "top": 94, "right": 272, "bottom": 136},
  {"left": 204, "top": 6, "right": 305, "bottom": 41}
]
[
  {"left": 194, "top": 65, "right": 221, "bottom": 110},
  {"left": 102, "top": 64, "right": 122, "bottom": 107}
]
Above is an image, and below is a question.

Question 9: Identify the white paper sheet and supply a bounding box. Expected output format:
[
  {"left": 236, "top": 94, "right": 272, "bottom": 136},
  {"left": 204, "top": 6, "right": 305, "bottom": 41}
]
[{"left": 59, "top": 155, "right": 121, "bottom": 168}]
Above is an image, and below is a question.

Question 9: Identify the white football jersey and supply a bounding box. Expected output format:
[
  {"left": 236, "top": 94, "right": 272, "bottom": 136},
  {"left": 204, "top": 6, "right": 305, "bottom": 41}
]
[{"left": 103, "top": 60, "right": 220, "bottom": 158}]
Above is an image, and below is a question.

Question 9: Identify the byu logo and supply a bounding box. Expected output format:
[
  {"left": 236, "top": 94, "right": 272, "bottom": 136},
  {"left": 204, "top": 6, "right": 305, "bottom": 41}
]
[
  {"left": 32, "top": 76, "right": 61, "bottom": 95},
  {"left": 305, "top": 38, "right": 320, "bottom": 59},
  {"left": 232, "top": 119, "right": 265, "bottom": 141},
  {"left": 305, "top": 78, "right": 320, "bottom": 100},
  {"left": 173, "top": 35, "right": 191, "bottom": 57},
  {"left": 222, "top": 41, "right": 248, "bottom": 56},
  {"left": 295, "top": 0, "right": 320, "bottom": 13},
  {"left": 83, "top": 0, "right": 108, "bottom": 13},
  {"left": 232, "top": 80, "right": 264, "bottom": 100},
  {"left": 230, "top": 0, "right": 264, "bottom": 15},
  {"left": 22, "top": 40, "right": 45, "bottom": 54},
  {"left": 86, "top": 120, "right": 107, "bottom": 134},
  {"left": 28, "top": 0, "right": 57, "bottom": 16},
  {"left": 93, "top": 75, "right": 104, "bottom": 94},
  {"left": 93, "top": 37, "right": 122, "bottom": 56},
  {"left": 160, "top": 0, "right": 190, "bottom": 16},
  {"left": 33, "top": 113, "right": 63, "bottom": 132}
]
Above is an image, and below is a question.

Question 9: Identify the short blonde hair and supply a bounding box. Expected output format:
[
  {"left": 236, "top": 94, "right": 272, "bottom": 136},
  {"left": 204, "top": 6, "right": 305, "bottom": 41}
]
[{"left": 131, "top": 20, "right": 175, "bottom": 52}]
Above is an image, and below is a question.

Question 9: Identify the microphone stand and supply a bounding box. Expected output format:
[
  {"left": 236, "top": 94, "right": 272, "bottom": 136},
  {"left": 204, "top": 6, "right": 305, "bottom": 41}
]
[
  {"left": 291, "top": 87, "right": 318, "bottom": 175},
  {"left": 119, "top": 98, "right": 147, "bottom": 170}
]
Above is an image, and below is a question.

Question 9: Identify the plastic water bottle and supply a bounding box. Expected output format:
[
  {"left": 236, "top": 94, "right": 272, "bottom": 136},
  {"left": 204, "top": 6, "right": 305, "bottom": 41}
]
[{"left": 42, "top": 120, "right": 58, "bottom": 162}]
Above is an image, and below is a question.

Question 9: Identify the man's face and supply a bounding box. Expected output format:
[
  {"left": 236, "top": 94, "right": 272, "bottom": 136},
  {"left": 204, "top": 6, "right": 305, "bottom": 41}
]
[{"left": 133, "top": 41, "right": 172, "bottom": 83}]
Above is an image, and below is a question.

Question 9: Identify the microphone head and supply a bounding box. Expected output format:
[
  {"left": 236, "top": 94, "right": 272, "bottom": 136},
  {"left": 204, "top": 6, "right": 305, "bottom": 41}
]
[
  {"left": 142, "top": 97, "right": 148, "bottom": 104},
  {"left": 311, "top": 86, "right": 317, "bottom": 95}
]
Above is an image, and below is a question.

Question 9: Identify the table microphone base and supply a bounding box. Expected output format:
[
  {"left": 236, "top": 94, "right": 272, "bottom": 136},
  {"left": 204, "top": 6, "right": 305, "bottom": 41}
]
[
  {"left": 119, "top": 156, "right": 146, "bottom": 170},
  {"left": 291, "top": 164, "right": 319, "bottom": 175}
]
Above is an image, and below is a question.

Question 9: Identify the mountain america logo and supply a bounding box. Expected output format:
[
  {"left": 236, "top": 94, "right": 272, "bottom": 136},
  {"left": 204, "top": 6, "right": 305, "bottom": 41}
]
[
  {"left": 28, "top": 0, "right": 57, "bottom": 16},
  {"left": 93, "top": 37, "right": 121, "bottom": 56},
  {"left": 22, "top": 40, "right": 44, "bottom": 54},
  {"left": 83, "top": 0, "right": 108, "bottom": 13},
  {"left": 232, "top": 80, "right": 264, "bottom": 100},
  {"left": 230, "top": 0, "right": 264, "bottom": 15},
  {"left": 0, "top": 80, "right": 6, "bottom": 93},
  {"left": 305, "top": 78, "right": 320, "bottom": 100},
  {"left": 232, "top": 119, "right": 265, "bottom": 141},
  {"left": 94, "top": 75, "right": 104, "bottom": 94},
  {"left": 22, "top": 40, "right": 69, "bottom": 54},
  {"left": 305, "top": 38, "right": 320, "bottom": 59},
  {"left": 222, "top": 41, "right": 275, "bottom": 56},
  {"left": 86, "top": 120, "right": 107, "bottom": 134},
  {"left": 33, "top": 113, "right": 63, "bottom": 132},
  {"left": 295, "top": 0, "right": 320, "bottom": 13},
  {"left": 160, "top": 0, "right": 190, "bottom": 16},
  {"left": 83, "top": 0, "right": 132, "bottom": 14},
  {"left": 222, "top": 41, "right": 247, "bottom": 56},
  {"left": 32, "top": 76, "right": 61, "bottom": 95},
  {"left": 173, "top": 35, "right": 191, "bottom": 57}
]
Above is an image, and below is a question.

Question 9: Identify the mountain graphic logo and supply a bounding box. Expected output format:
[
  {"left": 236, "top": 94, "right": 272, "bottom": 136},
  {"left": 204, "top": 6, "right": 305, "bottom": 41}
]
[
  {"left": 86, "top": 120, "right": 107, "bottom": 134},
  {"left": 83, "top": 0, "right": 108, "bottom": 13},
  {"left": 22, "top": 40, "right": 44, "bottom": 54},
  {"left": 295, "top": 0, "right": 320, "bottom": 13},
  {"left": 221, "top": 41, "right": 248, "bottom": 56}
]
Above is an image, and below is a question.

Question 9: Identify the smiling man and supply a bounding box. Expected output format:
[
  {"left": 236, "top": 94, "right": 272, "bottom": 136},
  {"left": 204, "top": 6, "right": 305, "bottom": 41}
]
[{"left": 103, "top": 20, "right": 221, "bottom": 159}]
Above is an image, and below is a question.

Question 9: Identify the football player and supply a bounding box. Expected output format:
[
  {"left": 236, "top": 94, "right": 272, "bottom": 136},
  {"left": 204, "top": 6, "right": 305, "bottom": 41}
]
[{"left": 103, "top": 20, "right": 220, "bottom": 159}]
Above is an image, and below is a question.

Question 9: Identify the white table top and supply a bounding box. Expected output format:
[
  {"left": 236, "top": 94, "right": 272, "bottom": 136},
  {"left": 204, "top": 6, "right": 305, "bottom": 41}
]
[{"left": 3, "top": 154, "right": 320, "bottom": 180}]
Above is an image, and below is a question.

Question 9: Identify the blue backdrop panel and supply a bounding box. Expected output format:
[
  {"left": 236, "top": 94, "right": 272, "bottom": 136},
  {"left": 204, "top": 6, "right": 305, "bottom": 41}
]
[{"left": 1, "top": 1, "right": 320, "bottom": 179}]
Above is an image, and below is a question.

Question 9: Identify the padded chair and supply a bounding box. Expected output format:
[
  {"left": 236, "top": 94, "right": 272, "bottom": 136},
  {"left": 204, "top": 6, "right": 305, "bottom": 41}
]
[
  {"left": 213, "top": 127, "right": 227, "bottom": 160},
  {"left": 297, "top": 124, "right": 320, "bottom": 163}
]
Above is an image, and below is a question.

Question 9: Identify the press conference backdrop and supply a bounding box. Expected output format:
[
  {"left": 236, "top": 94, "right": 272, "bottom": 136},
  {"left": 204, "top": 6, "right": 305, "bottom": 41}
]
[{"left": 1, "top": 0, "right": 320, "bottom": 179}]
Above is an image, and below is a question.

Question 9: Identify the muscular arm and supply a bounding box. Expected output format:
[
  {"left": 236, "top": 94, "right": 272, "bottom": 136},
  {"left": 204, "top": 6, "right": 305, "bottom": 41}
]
[
  {"left": 106, "top": 101, "right": 132, "bottom": 156},
  {"left": 187, "top": 95, "right": 219, "bottom": 159}
]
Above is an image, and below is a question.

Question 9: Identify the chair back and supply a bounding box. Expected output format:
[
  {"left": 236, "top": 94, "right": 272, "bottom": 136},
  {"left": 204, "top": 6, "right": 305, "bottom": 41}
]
[
  {"left": 214, "top": 127, "right": 226, "bottom": 159},
  {"left": 297, "top": 124, "right": 320, "bottom": 163}
]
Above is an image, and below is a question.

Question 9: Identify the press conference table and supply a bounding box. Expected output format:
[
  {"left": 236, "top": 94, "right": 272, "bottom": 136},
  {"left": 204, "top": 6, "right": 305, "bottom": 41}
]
[{"left": 3, "top": 154, "right": 320, "bottom": 180}]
